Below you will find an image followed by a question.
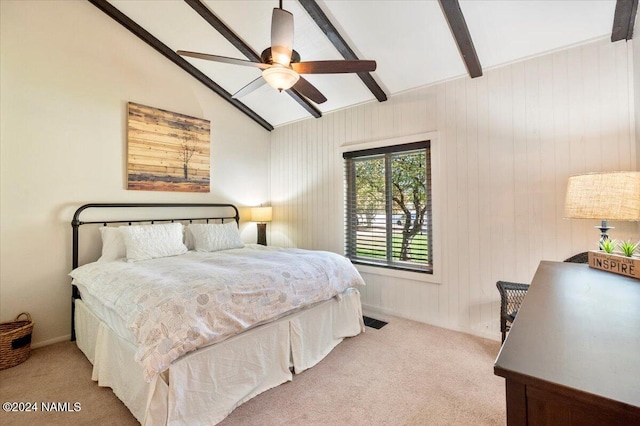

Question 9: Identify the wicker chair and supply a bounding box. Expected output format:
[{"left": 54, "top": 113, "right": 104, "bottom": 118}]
[
  {"left": 563, "top": 251, "right": 589, "bottom": 264},
  {"left": 496, "top": 281, "right": 529, "bottom": 343},
  {"left": 496, "top": 252, "right": 589, "bottom": 343}
]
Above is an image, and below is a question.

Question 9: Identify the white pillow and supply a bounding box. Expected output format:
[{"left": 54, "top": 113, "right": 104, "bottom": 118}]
[
  {"left": 97, "top": 226, "right": 126, "bottom": 262},
  {"left": 120, "top": 223, "right": 188, "bottom": 262},
  {"left": 188, "top": 222, "right": 244, "bottom": 252},
  {"left": 184, "top": 226, "right": 195, "bottom": 250}
]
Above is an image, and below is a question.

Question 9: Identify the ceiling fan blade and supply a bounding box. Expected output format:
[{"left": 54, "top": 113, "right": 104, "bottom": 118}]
[
  {"left": 291, "top": 60, "right": 377, "bottom": 74},
  {"left": 232, "top": 77, "right": 268, "bottom": 99},
  {"left": 291, "top": 77, "right": 327, "bottom": 104},
  {"left": 177, "top": 50, "right": 270, "bottom": 69},
  {"left": 271, "top": 8, "right": 294, "bottom": 66}
]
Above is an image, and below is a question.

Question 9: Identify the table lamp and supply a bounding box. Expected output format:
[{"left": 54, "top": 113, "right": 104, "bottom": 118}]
[
  {"left": 564, "top": 171, "right": 640, "bottom": 247},
  {"left": 251, "top": 206, "right": 272, "bottom": 246}
]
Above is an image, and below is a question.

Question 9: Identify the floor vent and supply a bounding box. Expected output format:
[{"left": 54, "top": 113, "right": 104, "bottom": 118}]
[{"left": 363, "top": 316, "right": 388, "bottom": 330}]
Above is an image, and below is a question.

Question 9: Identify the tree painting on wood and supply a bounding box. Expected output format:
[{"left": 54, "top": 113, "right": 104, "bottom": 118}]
[{"left": 127, "top": 102, "right": 210, "bottom": 192}]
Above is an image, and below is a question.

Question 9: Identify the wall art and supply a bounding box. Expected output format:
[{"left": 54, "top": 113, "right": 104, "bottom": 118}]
[{"left": 127, "top": 102, "right": 210, "bottom": 192}]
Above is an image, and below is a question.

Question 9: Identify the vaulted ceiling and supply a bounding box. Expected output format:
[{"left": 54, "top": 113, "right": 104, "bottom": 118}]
[{"left": 91, "top": 0, "right": 637, "bottom": 130}]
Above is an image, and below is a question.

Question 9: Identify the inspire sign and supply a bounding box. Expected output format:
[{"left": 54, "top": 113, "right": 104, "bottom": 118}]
[{"left": 588, "top": 251, "right": 639, "bottom": 280}]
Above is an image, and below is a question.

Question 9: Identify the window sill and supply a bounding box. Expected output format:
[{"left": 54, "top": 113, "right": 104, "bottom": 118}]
[{"left": 354, "top": 263, "right": 442, "bottom": 284}]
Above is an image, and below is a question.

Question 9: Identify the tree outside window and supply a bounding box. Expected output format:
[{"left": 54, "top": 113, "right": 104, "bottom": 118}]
[{"left": 344, "top": 141, "right": 432, "bottom": 273}]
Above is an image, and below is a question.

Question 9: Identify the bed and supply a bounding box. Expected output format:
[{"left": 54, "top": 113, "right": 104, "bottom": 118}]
[{"left": 70, "top": 203, "right": 365, "bottom": 425}]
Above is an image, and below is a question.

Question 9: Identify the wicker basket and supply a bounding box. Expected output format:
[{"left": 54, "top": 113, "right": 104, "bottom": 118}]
[{"left": 0, "top": 313, "right": 34, "bottom": 370}]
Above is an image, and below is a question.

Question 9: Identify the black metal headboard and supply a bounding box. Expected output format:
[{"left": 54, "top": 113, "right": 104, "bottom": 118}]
[{"left": 70, "top": 202, "right": 240, "bottom": 340}]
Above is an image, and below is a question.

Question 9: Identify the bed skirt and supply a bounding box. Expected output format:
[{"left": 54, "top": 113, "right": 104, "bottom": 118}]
[{"left": 74, "top": 288, "right": 364, "bottom": 425}]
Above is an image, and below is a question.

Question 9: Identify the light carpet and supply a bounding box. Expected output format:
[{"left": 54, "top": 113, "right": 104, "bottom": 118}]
[{"left": 0, "top": 314, "right": 505, "bottom": 425}]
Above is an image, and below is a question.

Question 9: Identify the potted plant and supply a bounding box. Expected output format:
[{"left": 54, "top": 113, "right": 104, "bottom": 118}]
[
  {"left": 599, "top": 239, "right": 617, "bottom": 254},
  {"left": 619, "top": 240, "right": 639, "bottom": 257},
  {"left": 588, "top": 238, "right": 640, "bottom": 280}
]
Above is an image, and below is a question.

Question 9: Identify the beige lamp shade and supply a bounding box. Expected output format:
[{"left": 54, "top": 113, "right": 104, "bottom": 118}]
[
  {"left": 564, "top": 171, "right": 640, "bottom": 220},
  {"left": 251, "top": 206, "right": 272, "bottom": 222}
]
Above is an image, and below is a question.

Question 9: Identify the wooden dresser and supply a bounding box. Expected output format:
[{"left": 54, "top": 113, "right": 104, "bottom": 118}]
[{"left": 494, "top": 261, "right": 640, "bottom": 425}]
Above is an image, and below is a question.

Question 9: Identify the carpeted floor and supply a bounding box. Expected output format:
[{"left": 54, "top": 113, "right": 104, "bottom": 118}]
[{"left": 0, "top": 314, "right": 505, "bottom": 425}]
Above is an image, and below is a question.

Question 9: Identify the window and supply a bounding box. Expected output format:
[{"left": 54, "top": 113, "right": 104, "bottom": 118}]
[{"left": 344, "top": 141, "right": 432, "bottom": 274}]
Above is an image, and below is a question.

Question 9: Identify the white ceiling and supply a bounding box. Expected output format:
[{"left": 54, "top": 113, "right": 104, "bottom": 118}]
[{"left": 108, "top": 0, "right": 617, "bottom": 129}]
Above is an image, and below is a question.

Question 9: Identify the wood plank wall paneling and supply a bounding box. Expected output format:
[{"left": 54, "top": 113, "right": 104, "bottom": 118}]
[{"left": 270, "top": 38, "right": 639, "bottom": 340}]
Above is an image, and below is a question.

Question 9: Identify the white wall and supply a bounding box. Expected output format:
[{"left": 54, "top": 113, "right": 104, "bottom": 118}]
[
  {"left": 0, "top": 1, "right": 270, "bottom": 347},
  {"left": 634, "top": 16, "right": 640, "bottom": 167},
  {"left": 270, "top": 37, "right": 638, "bottom": 340}
]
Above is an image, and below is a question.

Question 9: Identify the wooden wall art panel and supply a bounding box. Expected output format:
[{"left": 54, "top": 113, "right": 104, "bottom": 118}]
[{"left": 127, "top": 102, "right": 210, "bottom": 192}]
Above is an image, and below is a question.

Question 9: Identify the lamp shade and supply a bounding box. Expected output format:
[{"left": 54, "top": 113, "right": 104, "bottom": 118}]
[
  {"left": 564, "top": 171, "right": 640, "bottom": 220},
  {"left": 251, "top": 206, "right": 272, "bottom": 222},
  {"left": 262, "top": 66, "right": 299, "bottom": 91}
]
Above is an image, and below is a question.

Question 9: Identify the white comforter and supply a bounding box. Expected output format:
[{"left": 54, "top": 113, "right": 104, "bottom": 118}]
[{"left": 70, "top": 245, "right": 365, "bottom": 382}]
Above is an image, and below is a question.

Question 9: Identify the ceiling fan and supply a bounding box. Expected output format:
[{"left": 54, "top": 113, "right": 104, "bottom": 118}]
[{"left": 177, "top": 1, "right": 376, "bottom": 104}]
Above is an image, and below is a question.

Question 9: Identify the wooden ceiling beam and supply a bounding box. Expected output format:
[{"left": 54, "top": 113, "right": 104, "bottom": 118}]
[
  {"left": 611, "top": 0, "right": 639, "bottom": 42},
  {"left": 185, "top": 0, "right": 322, "bottom": 119},
  {"left": 298, "top": 0, "right": 387, "bottom": 102},
  {"left": 438, "top": 0, "right": 482, "bottom": 79},
  {"left": 88, "top": 0, "right": 273, "bottom": 131}
]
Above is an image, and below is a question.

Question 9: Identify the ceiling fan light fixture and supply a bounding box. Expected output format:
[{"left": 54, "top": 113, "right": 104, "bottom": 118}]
[
  {"left": 272, "top": 50, "right": 291, "bottom": 67},
  {"left": 262, "top": 66, "right": 299, "bottom": 92}
]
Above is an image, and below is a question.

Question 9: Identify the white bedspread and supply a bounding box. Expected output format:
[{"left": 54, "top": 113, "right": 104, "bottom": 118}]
[{"left": 70, "top": 245, "right": 365, "bottom": 382}]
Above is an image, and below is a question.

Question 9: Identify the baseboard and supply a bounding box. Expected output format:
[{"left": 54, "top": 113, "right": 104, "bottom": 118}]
[
  {"left": 361, "top": 303, "right": 500, "bottom": 342},
  {"left": 31, "top": 334, "right": 71, "bottom": 349}
]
